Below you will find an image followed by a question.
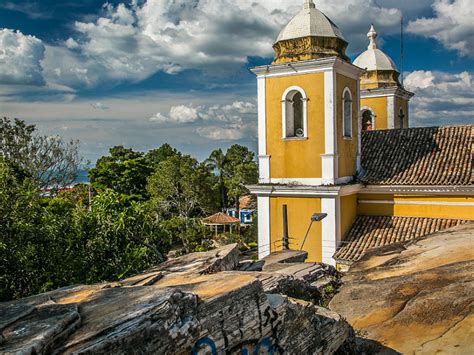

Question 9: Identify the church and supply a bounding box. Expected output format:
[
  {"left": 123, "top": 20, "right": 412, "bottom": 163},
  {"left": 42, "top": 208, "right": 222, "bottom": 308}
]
[{"left": 248, "top": 0, "right": 473, "bottom": 270}]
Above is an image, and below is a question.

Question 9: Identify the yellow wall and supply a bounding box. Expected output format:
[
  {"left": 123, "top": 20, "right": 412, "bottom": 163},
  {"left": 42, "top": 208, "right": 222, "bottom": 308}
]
[
  {"left": 358, "top": 194, "right": 474, "bottom": 220},
  {"left": 336, "top": 74, "right": 358, "bottom": 178},
  {"left": 395, "top": 96, "right": 409, "bottom": 128},
  {"left": 269, "top": 197, "right": 322, "bottom": 262},
  {"left": 360, "top": 96, "right": 388, "bottom": 130},
  {"left": 266, "top": 73, "right": 325, "bottom": 179},
  {"left": 341, "top": 194, "right": 358, "bottom": 238}
]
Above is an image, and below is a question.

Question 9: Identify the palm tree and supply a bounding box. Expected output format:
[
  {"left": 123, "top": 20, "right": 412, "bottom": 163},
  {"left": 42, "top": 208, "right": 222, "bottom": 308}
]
[{"left": 205, "top": 149, "right": 227, "bottom": 211}]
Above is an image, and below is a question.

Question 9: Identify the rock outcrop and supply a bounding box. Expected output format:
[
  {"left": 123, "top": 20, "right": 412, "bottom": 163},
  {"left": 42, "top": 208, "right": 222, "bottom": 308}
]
[
  {"left": 1, "top": 244, "right": 351, "bottom": 354},
  {"left": 330, "top": 222, "right": 474, "bottom": 354}
]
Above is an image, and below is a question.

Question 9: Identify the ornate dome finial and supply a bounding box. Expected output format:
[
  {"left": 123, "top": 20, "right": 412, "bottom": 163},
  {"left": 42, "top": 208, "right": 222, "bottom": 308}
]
[
  {"left": 354, "top": 25, "right": 401, "bottom": 90},
  {"left": 304, "top": 0, "right": 316, "bottom": 9},
  {"left": 368, "top": 24, "right": 378, "bottom": 49}
]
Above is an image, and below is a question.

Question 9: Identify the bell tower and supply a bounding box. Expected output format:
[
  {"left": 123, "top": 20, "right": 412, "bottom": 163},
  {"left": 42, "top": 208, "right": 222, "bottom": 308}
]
[
  {"left": 354, "top": 25, "right": 414, "bottom": 131},
  {"left": 249, "top": 0, "right": 364, "bottom": 265}
]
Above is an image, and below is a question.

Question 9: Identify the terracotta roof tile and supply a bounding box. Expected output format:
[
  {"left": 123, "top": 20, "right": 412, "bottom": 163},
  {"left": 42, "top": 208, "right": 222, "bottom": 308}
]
[
  {"left": 360, "top": 125, "right": 473, "bottom": 185},
  {"left": 334, "top": 216, "right": 468, "bottom": 264},
  {"left": 239, "top": 195, "right": 252, "bottom": 209},
  {"left": 203, "top": 212, "right": 240, "bottom": 225}
]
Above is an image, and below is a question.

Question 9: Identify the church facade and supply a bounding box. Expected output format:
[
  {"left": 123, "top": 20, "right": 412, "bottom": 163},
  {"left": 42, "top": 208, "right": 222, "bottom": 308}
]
[{"left": 248, "top": 0, "right": 473, "bottom": 270}]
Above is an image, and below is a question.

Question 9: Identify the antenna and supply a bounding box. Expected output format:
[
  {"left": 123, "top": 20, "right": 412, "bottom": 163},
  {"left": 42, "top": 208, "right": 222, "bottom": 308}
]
[{"left": 400, "top": 14, "right": 404, "bottom": 87}]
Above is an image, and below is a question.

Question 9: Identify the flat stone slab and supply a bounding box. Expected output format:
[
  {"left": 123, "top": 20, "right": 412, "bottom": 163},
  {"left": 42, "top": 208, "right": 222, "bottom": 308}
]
[
  {"left": 0, "top": 244, "right": 351, "bottom": 354},
  {"left": 330, "top": 222, "right": 474, "bottom": 354},
  {"left": 262, "top": 250, "right": 308, "bottom": 267}
]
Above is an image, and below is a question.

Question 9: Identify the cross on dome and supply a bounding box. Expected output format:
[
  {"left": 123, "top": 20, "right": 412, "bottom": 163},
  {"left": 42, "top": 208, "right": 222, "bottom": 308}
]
[
  {"left": 304, "top": 0, "right": 316, "bottom": 9},
  {"left": 368, "top": 25, "right": 378, "bottom": 49}
]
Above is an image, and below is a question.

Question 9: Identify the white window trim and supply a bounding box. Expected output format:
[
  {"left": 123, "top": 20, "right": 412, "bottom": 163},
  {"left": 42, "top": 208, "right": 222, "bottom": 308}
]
[
  {"left": 360, "top": 106, "right": 376, "bottom": 130},
  {"left": 281, "top": 86, "right": 308, "bottom": 140},
  {"left": 342, "top": 87, "right": 353, "bottom": 139}
]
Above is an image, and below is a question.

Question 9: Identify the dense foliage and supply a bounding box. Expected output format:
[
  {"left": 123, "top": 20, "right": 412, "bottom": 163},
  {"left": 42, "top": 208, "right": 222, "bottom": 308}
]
[
  {"left": 0, "top": 118, "right": 258, "bottom": 301},
  {"left": 0, "top": 160, "right": 171, "bottom": 301}
]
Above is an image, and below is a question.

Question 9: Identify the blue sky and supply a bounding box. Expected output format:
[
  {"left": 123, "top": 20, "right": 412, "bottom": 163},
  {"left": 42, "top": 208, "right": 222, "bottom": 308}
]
[{"left": 0, "top": 0, "right": 473, "bottom": 163}]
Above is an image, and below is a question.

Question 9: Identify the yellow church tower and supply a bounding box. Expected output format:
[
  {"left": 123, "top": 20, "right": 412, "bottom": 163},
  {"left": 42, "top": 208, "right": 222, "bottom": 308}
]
[
  {"left": 354, "top": 25, "right": 414, "bottom": 131},
  {"left": 249, "top": 0, "right": 364, "bottom": 265}
]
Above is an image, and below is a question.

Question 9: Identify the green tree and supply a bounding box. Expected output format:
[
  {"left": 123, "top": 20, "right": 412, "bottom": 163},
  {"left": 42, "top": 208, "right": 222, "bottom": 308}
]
[
  {"left": 160, "top": 217, "right": 213, "bottom": 254},
  {"left": 0, "top": 159, "right": 43, "bottom": 300},
  {"left": 147, "top": 154, "right": 216, "bottom": 252},
  {"left": 224, "top": 145, "right": 258, "bottom": 213},
  {"left": 205, "top": 148, "right": 227, "bottom": 211},
  {"left": 205, "top": 145, "right": 258, "bottom": 213},
  {"left": 0, "top": 157, "right": 171, "bottom": 301},
  {"left": 89, "top": 146, "right": 151, "bottom": 200},
  {"left": 148, "top": 154, "right": 206, "bottom": 220},
  {"left": 75, "top": 191, "right": 169, "bottom": 282},
  {"left": 0, "top": 117, "right": 82, "bottom": 189},
  {"left": 145, "top": 144, "right": 178, "bottom": 166},
  {"left": 90, "top": 144, "right": 180, "bottom": 201}
]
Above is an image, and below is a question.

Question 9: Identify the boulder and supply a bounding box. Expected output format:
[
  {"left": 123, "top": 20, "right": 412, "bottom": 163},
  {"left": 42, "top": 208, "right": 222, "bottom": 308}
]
[
  {"left": 0, "top": 244, "right": 352, "bottom": 354},
  {"left": 330, "top": 222, "right": 474, "bottom": 354}
]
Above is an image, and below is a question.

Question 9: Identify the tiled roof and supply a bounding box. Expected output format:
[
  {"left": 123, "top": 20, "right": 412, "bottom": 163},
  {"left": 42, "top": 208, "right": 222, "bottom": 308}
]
[
  {"left": 203, "top": 212, "right": 240, "bottom": 225},
  {"left": 239, "top": 195, "right": 254, "bottom": 209},
  {"left": 360, "top": 125, "right": 473, "bottom": 186},
  {"left": 334, "top": 216, "right": 468, "bottom": 264}
]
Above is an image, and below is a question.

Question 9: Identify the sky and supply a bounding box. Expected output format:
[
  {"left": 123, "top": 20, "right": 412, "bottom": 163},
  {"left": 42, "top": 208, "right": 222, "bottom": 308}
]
[{"left": 0, "top": 0, "right": 473, "bottom": 164}]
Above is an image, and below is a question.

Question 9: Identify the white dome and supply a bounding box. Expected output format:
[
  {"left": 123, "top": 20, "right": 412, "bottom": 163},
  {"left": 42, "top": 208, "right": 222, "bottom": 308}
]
[
  {"left": 275, "top": 0, "right": 346, "bottom": 43},
  {"left": 353, "top": 25, "right": 398, "bottom": 72}
]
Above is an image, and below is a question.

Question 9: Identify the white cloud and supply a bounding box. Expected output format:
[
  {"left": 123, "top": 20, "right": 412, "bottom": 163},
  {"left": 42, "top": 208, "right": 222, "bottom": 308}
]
[
  {"left": 405, "top": 70, "right": 474, "bottom": 125},
  {"left": 149, "top": 105, "right": 199, "bottom": 123},
  {"left": 196, "top": 125, "right": 245, "bottom": 141},
  {"left": 17, "top": 0, "right": 415, "bottom": 91},
  {"left": 2, "top": 1, "right": 442, "bottom": 93},
  {"left": 65, "top": 38, "right": 80, "bottom": 49},
  {"left": 148, "top": 99, "right": 257, "bottom": 140},
  {"left": 407, "top": 0, "right": 474, "bottom": 57},
  {"left": 91, "top": 102, "right": 109, "bottom": 110},
  {"left": 1, "top": 91, "right": 258, "bottom": 162},
  {"left": 149, "top": 100, "right": 256, "bottom": 124},
  {"left": 0, "top": 29, "right": 45, "bottom": 86},
  {"left": 169, "top": 105, "right": 199, "bottom": 123},
  {"left": 149, "top": 112, "right": 170, "bottom": 123}
]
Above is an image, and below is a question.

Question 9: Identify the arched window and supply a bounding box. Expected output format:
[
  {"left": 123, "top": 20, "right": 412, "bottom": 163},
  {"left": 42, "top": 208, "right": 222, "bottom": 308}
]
[
  {"left": 398, "top": 108, "right": 405, "bottom": 129},
  {"left": 282, "top": 87, "right": 307, "bottom": 139},
  {"left": 362, "top": 110, "right": 374, "bottom": 131},
  {"left": 342, "top": 88, "right": 352, "bottom": 138}
]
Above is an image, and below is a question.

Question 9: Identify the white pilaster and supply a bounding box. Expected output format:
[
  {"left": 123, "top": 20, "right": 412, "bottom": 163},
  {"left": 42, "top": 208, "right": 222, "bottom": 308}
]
[
  {"left": 259, "top": 155, "right": 270, "bottom": 183},
  {"left": 321, "top": 196, "right": 340, "bottom": 266},
  {"left": 257, "top": 76, "right": 267, "bottom": 154},
  {"left": 387, "top": 95, "right": 395, "bottom": 129},
  {"left": 257, "top": 196, "right": 271, "bottom": 259},
  {"left": 322, "top": 69, "right": 338, "bottom": 184}
]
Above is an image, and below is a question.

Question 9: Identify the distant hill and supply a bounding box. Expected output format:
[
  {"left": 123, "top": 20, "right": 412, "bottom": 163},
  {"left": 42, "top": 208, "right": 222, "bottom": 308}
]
[{"left": 75, "top": 169, "right": 90, "bottom": 184}]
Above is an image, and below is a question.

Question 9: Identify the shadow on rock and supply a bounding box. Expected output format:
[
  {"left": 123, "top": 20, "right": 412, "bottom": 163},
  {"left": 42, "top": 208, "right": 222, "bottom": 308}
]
[{"left": 337, "top": 337, "right": 401, "bottom": 355}]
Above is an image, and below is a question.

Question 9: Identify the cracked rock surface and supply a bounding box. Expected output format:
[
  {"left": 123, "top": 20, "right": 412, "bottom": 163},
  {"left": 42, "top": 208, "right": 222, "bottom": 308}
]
[
  {"left": 0, "top": 244, "right": 351, "bottom": 354},
  {"left": 330, "top": 222, "right": 474, "bottom": 354}
]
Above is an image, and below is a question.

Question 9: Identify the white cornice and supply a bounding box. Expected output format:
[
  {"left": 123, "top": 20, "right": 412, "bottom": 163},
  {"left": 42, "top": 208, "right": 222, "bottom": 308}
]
[
  {"left": 250, "top": 57, "right": 365, "bottom": 79},
  {"left": 361, "top": 86, "right": 415, "bottom": 100},
  {"left": 359, "top": 199, "right": 474, "bottom": 207},
  {"left": 363, "top": 185, "right": 474, "bottom": 196},
  {"left": 249, "top": 183, "right": 474, "bottom": 197},
  {"left": 247, "top": 184, "right": 363, "bottom": 197}
]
